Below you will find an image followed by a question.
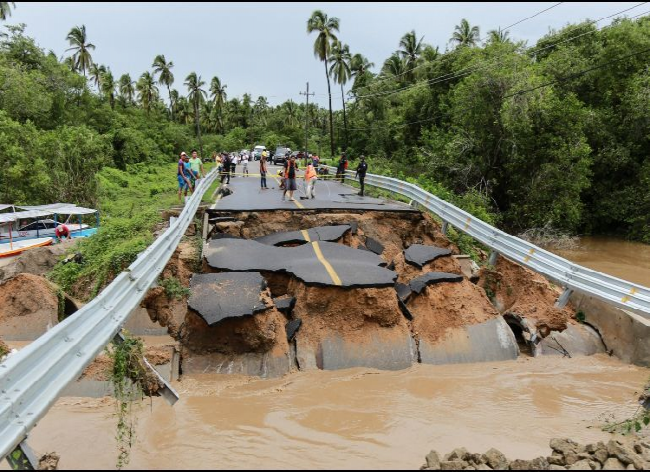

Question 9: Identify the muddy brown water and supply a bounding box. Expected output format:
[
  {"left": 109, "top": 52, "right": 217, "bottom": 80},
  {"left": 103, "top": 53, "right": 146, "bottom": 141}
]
[
  {"left": 19, "top": 355, "right": 648, "bottom": 470},
  {"left": 552, "top": 236, "right": 650, "bottom": 287}
]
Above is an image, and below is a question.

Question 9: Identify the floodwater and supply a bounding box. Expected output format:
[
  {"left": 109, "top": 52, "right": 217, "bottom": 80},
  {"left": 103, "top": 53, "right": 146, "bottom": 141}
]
[
  {"left": 24, "top": 355, "right": 648, "bottom": 470},
  {"left": 552, "top": 236, "right": 650, "bottom": 287}
]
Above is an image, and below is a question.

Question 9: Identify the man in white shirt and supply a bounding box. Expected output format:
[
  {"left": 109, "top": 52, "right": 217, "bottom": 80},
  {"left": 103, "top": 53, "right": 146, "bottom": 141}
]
[{"left": 241, "top": 152, "right": 249, "bottom": 176}]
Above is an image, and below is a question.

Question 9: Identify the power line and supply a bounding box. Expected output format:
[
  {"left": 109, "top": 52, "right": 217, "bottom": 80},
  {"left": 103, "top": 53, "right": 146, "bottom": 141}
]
[{"left": 351, "top": 3, "right": 648, "bottom": 101}]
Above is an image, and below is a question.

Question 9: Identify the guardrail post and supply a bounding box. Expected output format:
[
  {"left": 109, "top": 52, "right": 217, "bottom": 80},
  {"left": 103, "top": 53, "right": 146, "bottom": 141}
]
[
  {"left": 555, "top": 288, "right": 574, "bottom": 309},
  {"left": 442, "top": 221, "right": 449, "bottom": 236},
  {"left": 6, "top": 441, "right": 38, "bottom": 470},
  {"left": 488, "top": 250, "right": 499, "bottom": 266}
]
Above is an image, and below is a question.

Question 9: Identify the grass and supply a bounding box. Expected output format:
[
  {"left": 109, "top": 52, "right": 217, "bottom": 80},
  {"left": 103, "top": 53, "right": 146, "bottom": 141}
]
[{"left": 49, "top": 161, "right": 214, "bottom": 301}]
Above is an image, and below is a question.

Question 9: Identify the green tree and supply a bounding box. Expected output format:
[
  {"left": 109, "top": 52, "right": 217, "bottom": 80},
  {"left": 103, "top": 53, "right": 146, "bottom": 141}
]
[
  {"left": 209, "top": 76, "right": 227, "bottom": 132},
  {"left": 451, "top": 18, "right": 480, "bottom": 48},
  {"left": 185, "top": 71, "right": 206, "bottom": 155},
  {"left": 329, "top": 40, "right": 352, "bottom": 149},
  {"left": 307, "top": 9, "right": 339, "bottom": 157},
  {"left": 65, "top": 25, "right": 95, "bottom": 77},
  {"left": 152, "top": 54, "right": 175, "bottom": 120},
  {"left": 136, "top": 71, "right": 158, "bottom": 114},
  {"left": 118, "top": 73, "right": 135, "bottom": 105},
  {"left": 0, "top": 2, "right": 15, "bottom": 21},
  {"left": 89, "top": 63, "right": 106, "bottom": 91},
  {"left": 398, "top": 30, "right": 424, "bottom": 82},
  {"left": 101, "top": 68, "right": 116, "bottom": 109},
  {"left": 487, "top": 28, "right": 510, "bottom": 44},
  {"left": 350, "top": 53, "right": 374, "bottom": 90}
]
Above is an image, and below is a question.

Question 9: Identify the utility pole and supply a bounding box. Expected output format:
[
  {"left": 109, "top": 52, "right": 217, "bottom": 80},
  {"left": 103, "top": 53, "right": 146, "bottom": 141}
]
[{"left": 299, "top": 82, "right": 315, "bottom": 159}]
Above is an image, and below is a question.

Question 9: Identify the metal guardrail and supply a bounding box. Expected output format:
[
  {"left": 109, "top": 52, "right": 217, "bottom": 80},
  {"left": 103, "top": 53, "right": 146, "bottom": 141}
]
[
  {"left": 326, "top": 165, "right": 650, "bottom": 315},
  {"left": 0, "top": 169, "right": 218, "bottom": 461}
]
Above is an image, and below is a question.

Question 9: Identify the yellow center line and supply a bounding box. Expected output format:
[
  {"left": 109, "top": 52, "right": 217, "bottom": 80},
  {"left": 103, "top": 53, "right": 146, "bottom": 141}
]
[
  {"left": 301, "top": 230, "right": 311, "bottom": 242},
  {"left": 293, "top": 199, "right": 305, "bottom": 210},
  {"left": 312, "top": 241, "right": 342, "bottom": 286}
]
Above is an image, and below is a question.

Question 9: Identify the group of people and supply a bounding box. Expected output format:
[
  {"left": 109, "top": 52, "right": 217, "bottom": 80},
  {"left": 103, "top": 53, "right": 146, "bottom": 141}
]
[
  {"left": 177, "top": 150, "right": 206, "bottom": 201},
  {"left": 336, "top": 152, "right": 368, "bottom": 196}
]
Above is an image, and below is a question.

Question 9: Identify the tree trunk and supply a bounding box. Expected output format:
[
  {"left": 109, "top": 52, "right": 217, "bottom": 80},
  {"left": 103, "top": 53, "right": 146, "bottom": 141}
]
[
  {"left": 341, "top": 83, "right": 348, "bottom": 151},
  {"left": 194, "top": 101, "right": 203, "bottom": 156},
  {"left": 325, "top": 59, "right": 335, "bottom": 158},
  {"left": 167, "top": 84, "right": 174, "bottom": 121}
]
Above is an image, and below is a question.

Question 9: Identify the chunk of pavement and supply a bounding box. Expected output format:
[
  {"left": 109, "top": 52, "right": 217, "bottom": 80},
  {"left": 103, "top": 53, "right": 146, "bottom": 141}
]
[
  {"left": 404, "top": 244, "right": 453, "bottom": 268},
  {"left": 273, "top": 296, "right": 296, "bottom": 315},
  {"left": 409, "top": 272, "right": 464, "bottom": 295},
  {"left": 255, "top": 224, "right": 351, "bottom": 246},
  {"left": 188, "top": 272, "right": 269, "bottom": 326},
  {"left": 364, "top": 236, "right": 384, "bottom": 255},
  {"left": 205, "top": 238, "right": 397, "bottom": 288},
  {"left": 211, "top": 233, "right": 242, "bottom": 240},
  {"left": 285, "top": 318, "right": 302, "bottom": 342},
  {"left": 208, "top": 216, "right": 236, "bottom": 224},
  {"left": 396, "top": 282, "right": 412, "bottom": 302},
  {"left": 386, "top": 260, "right": 396, "bottom": 271},
  {"left": 349, "top": 221, "right": 358, "bottom": 235}
]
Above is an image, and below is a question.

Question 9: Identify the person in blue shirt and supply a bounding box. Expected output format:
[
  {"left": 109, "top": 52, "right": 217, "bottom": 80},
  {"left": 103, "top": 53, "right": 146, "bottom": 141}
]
[{"left": 177, "top": 152, "right": 193, "bottom": 202}]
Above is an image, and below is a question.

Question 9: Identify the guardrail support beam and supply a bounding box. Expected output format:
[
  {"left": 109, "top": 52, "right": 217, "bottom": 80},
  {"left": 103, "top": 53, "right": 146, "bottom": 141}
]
[
  {"left": 555, "top": 288, "right": 574, "bottom": 309},
  {"left": 488, "top": 250, "right": 499, "bottom": 266},
  {"left": 442, "top": 222, "right": 449, "bottom": 236},
  {"left": 6, "top": 441, "right": 38, "bottom": 470}
]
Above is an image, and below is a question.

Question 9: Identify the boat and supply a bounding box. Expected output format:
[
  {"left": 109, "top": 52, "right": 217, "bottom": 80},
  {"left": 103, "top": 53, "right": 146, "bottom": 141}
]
[
  {"left": 0, "top": 237, "right": 53, "bottom": 258},
  {"left": 0, "top": 204, "right": 99, "bottom": 245}
]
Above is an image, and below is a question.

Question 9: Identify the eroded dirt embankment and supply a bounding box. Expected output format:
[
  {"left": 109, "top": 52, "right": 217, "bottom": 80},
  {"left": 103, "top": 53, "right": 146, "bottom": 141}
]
[{"left": 139, "top": 209, "right": 588, "bottom": 376}]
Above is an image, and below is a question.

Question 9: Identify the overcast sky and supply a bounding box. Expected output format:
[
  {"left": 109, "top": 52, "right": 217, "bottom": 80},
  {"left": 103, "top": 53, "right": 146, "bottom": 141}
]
[{"left": 6, "top": 2, "right": 647, "bottom": 109}]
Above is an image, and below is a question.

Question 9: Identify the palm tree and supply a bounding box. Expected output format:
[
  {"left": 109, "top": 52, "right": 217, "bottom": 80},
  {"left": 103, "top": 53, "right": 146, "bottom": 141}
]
[
  {"left": 307, "top": 10, "right": 339, "bottom": 157},
  {"left": 65, "top": 25, "right": 95, "bottom": 77},
  {"left": 350, "top": 53, "right": 374, "bottom": 90},
  {"left": 185, "top": 72, "right": 207, "bottom": 155},
  {"left": 451, "top": 18, "right": 480, "bottom": 48},
  {"left": 253, "top": 96, "right": 269, "bottom": 126},
  {"left": 382, "top": 53, "right": 406, "bottom": 80},
  {"left": 89, "top": 63, "right": 106, "bottom": 91},
  {"left": 1, "top": 2, "right": 15, "bottom": 21},
  {"left": 101, "top": 69, "right": 116, "bottom": 109},
  {"left": 487, "top": 28, "right": 510, "bottom": 44},
  {"left": 152, "top": 54, "right": 175, "bottom": 120},
  {"left": 283, "top": 100, "right": 298, "bottom": 127},
  {"left": 118, "top": 73, "right": 135, "bottom": 105},
  {"left": 136, "top": 71, "right": 158, "bottom": 114},
  {"left": 329, "top": 40, "right": 352, "bottom": 149},
  {"left": 210, "top": 76, "right": 227, "bottom": 132},
  {"left": 398, "top": 30, "right": 424, "bottom": 82}
]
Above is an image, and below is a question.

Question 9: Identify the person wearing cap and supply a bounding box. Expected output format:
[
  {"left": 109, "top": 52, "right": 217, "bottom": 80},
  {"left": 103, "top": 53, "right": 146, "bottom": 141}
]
[
  {"left": 303, "top": 160, "right": 318, "bottom": 199},
  {"left": 177, "top": 152, "right": 193, "bottom": 202},
  {"left": 355, "top": 155, "right": 369, "bottom": 197},
  {"left": 55, "top": 223, "right": 71, "bottom": 242},
  {"left": 336, "top": 151, "right": 348, "bottom": 184}
]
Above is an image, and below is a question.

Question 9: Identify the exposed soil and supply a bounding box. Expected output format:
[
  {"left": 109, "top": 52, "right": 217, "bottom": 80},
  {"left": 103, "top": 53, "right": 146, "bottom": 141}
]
[
  {"left": 161, "top": 239, "right": 199, "bottom": 286},
  {"left": 38, "top": 452, "right": 60, "bottom": 470},
  {"left": 0, "top": 240, "right": 74, "bottom": 283},
  {"left": 141, "top": 287, "right": 186, "bottom": 338},
  {"left": 479, "top": 257, "right": 574, "bottom": 332},
  {"left": 408, "top": 279, "right": 499, "bottom": 344},
  {"left": 0, "top": 274, "right": 59, "bottom": 338},
  {"left": 81, "top": 346, "right": 175, "bottom": 382},
  {"left": 0, "top": 337, "right": 9, "bottom": 357}
]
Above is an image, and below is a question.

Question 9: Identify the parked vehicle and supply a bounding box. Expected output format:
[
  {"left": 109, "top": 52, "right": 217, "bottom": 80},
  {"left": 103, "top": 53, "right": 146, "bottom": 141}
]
[
  {"left": 252, "top": 145, "right": 266, "bottom": 160},
  {"left": 273, "top": 147, "right": 291, "bottom": 165}
]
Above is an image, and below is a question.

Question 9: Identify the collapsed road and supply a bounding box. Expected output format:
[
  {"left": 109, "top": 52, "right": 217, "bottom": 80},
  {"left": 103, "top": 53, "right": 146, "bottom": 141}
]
[{"left": 157, "top": 160, "right": 606, "bottom": 378}]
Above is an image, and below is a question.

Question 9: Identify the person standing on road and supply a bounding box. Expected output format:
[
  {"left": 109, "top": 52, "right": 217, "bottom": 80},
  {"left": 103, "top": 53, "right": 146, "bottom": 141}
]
[
  {"left": 178, "top": 152, "right": 193, "bottom": 201},
  {"left": 189, "top": 149, "right": 204, "bottom": 179},
  {"left": 242, "top": 152, "right": 249, "bottom": 177},
  {"left": 355, "top": 155, "right": 368, "bottom": 197},
  {"left": 282, "top": 155, "right": 299, "bottom": 201},
  {"left": 260, "top": 153, "right": 269, "bottom": 189},
  {"left": 221, "top": 152, "right": 231, "bottom": 184},
  {"left": 304, "top": 160, "right": 317, "bottom": 199},
  {"left": 336, "top": 152, "right": 348, "bottom": 183}
]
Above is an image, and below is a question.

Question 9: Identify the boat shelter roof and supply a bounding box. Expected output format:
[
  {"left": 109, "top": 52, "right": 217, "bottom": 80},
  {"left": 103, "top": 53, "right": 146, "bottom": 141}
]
[{"left": 0, "top": 209, "right": 54, "bottom": 224}]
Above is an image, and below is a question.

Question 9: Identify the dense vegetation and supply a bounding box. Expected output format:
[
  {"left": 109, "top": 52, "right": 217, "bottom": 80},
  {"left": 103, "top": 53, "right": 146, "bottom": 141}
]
[{"left": 1, "top": 4, "right": 649, "bottom": 246}]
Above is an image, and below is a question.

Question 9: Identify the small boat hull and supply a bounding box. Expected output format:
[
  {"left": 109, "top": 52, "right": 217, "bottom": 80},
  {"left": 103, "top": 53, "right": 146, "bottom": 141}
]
[{"left": 0, "top": 238, "right": 53, "bottom": 258}]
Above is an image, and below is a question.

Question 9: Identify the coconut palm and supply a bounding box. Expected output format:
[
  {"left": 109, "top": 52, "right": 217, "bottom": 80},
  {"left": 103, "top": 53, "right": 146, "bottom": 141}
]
[
  {"left": 451, "top": 18, "right": 480, "bottom": 48},
  {"left": 152, "top": 54, "right": 175, "bottom": 120},
  {"left": 253, "top": 96, "right": 269, "bottom": 126},
  {"left": 118, "top": 74, "right": 135, "bottom": 105},
  {"left": 101, "top": 68, "right": 116, "bottom": 109},
  {"left": 398, "top": 30, "right": 424, "bottom": 82},
  {"left": 382, "top": 53, "right": 406, "bottom": 80},
  {"left": 89, "top": 63, "right": 106, "bottom": 91},
  {"left": 487, "top": 28, "right": 510, "bottom": 44},
  {"left": 209, "top": 76, "right": 227, "bottom": 132},
  {"left": 350, "top": 53, "right": 374, "bottom": 90},
  {"left": 65, "top": 25, "right": 95, "bottom": 77},
  {"left": 185, "top": 72, "right": 207, "bottom": 155},
  {"left": 307, "top": 10, "right": 339, "bottom": 157},
  {"left": 329, "top": 40, "right": 352, "bottom": 149},
  {"left": 1, "top": 2, "right": 15, "bottom": 21},
  {"left": 136, "top": 71, "right": 158, "bottom": 114},
  {"left": 283, "top": 100, "right": 298, "bottom": 127}
]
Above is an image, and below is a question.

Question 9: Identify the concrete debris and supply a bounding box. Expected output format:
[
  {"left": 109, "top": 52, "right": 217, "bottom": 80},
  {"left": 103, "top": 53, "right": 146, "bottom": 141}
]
[
  {"left": 273, "top": 296, "right": 296, "bottom": 315},
  {"left": 188, "top": 272, "right": 269, "bottom": 326},
  {"left": 420, "top": 438, "right": 650, "bottom": 470},
  {"left": 285, "top": 319, "right": 302, "bottom": 342},
  {"left": 364, "top": 236, "right": 385, "bottom": 255},
  {"left": 409, "top": 272, "right": 464, "bottom": 295},
  {"left": 404, "top": 244, "right": 452, "bottom": 268}
]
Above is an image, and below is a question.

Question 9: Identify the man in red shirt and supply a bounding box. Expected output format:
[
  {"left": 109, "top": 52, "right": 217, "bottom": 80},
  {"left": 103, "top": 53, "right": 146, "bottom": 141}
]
[{"left": 55, "top": 224, "right": 71, "bottom": 242}]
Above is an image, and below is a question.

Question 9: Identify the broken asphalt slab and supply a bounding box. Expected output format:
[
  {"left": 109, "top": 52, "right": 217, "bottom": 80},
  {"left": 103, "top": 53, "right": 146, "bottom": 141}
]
[
  {"left": 205, "top": 238, "right": 397, "bottom": 288},
  {"left": 404, "top": 244, "right": 452, "bottom": 268},
  {"left": 255, "top": 224, "right": 351, "bottom": 246},
  {"left": 409, "top": 272, "right": 464, "bottom": 295},
  {"left": 285, "top": 319, "right": 302, "bottom": 342},
  {"left": 273, "top": 296, "right": 296, "bottom": 314},
  {"left": 364, "top": 236, "right": 384, "bottom": 255},
  {"left": 188, "top": 272, "right": 269, "bottom": 326}
]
